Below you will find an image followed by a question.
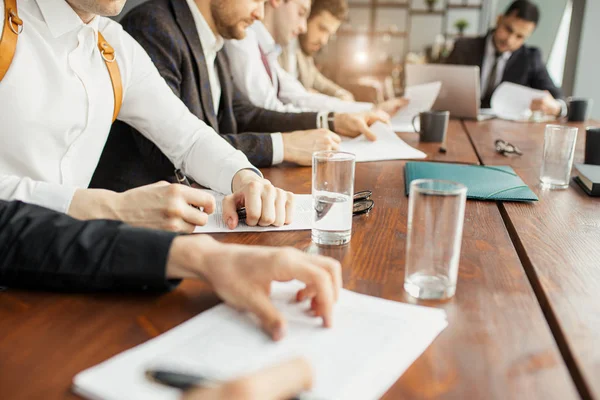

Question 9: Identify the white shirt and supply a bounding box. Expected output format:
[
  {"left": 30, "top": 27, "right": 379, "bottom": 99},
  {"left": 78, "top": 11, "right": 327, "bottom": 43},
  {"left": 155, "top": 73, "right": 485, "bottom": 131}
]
[
  {"left": 480, "top": 35, "right": 512, "bottom": 95},
  {"left": 184, "top": 1, "right": 284, "bottom": 165},
  {"left": 0, "top": 0, "right": 257, "bottom": 213},
  {"left": 224, "top": 22, "right": 372, "bottom": 114}
]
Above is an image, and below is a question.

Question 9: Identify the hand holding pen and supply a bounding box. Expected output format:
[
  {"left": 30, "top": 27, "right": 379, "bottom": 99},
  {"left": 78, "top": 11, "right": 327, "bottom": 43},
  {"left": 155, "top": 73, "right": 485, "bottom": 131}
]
[
  {"left": 176, "top": 169, "right": 295, "bottom": 230},
  {"left": 147, "top": 358, "right": 323, "bottom": 400}
]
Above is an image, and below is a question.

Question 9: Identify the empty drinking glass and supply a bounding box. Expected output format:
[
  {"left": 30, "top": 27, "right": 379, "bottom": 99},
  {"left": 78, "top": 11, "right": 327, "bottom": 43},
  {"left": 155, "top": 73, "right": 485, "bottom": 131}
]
[
  {"left": 540, "top": 125, "right": 578, "bottom": 189},
  {"left": 404, "top": 179, "right": 467, "bottom": 300}
]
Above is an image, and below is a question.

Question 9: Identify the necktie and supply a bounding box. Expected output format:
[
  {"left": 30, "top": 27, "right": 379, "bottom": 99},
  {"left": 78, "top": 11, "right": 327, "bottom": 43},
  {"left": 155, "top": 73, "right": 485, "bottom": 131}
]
[
  {"left": 482, "top": 51, "right": 503, "bottom": 108},
  {"left": 258, "top": 45, "right": 274, "bottom": 83}
]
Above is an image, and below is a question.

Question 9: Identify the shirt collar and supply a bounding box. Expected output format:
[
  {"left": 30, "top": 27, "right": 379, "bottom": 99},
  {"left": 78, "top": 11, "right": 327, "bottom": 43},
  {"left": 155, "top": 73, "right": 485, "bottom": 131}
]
[
  {"left": 185, "top": 0, "right": 224, "bottom": 55},
  {"left": 37, "top": 0, "right": 99, "bottom": 38},
  {"left": 251, "top": 21, "right": 281, "bottom": 57},
  {"left": 486, "top": 34, "right": 512, "bottom": 61}
]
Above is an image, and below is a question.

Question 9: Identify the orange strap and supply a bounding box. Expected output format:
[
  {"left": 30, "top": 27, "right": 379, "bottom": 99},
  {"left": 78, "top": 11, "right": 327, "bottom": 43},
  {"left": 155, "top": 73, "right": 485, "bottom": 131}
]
[
  {"left": 0, "top": 0, "right": 23, "bottom": 81},
  {"left": 97, "top": 31, "right": 122, "bottom": 122}
]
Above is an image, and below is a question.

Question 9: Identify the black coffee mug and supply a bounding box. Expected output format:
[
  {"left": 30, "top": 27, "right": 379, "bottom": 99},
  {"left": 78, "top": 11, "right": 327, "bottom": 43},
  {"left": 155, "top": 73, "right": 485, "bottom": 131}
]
[
  {"left": 567, "top": 98, "right": 593, "bottom": 122},
  {"left": 585, "top": 127, "right": 600, "bottom": 165},
  {"left": 411, "top": 111, "right": 450, "bottom": 143}
]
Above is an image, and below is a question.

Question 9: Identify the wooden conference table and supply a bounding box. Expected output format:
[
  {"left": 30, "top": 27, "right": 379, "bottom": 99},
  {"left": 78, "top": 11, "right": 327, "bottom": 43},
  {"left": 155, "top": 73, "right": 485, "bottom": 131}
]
[{"left": 1, "top": 119, "right": 598, "bottom": 399}]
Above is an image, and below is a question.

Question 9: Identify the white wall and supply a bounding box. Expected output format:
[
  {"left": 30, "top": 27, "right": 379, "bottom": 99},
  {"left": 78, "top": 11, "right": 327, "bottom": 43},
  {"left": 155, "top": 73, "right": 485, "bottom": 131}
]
[{"left": 573, "top": 0, "right": 600, "bottom": 120}]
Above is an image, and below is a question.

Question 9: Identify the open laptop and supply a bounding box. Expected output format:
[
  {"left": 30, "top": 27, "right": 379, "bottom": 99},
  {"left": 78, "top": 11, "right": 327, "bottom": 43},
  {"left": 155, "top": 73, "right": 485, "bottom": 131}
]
[{"left": 406, "top": 64, "right": 494, "bottom": 120}]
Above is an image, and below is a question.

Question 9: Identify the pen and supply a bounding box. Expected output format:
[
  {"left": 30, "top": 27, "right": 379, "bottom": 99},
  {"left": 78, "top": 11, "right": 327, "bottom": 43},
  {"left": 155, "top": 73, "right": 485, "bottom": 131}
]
[
  {"left": 174, "top": 169, "right": 246, "bottom": 220},
  {"left": 145, "top": 369, "right": 324, "bottom": 400}
]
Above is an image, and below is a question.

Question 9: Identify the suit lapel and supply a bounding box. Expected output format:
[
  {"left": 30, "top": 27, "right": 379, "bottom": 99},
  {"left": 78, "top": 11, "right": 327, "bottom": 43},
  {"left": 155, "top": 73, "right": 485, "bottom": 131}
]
[
  {"left": 215, "top": 51, "right": 237, "bottom": 132},
  {"left": 502, "top": 46, "right": 524, "bottom": 82},
  {"left": 171, "top": 0, "right": 219, "bottom": 130}
]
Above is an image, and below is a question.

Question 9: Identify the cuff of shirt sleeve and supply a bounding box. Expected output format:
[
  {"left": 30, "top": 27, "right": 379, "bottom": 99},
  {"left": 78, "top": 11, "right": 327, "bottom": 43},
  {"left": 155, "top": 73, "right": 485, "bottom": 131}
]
[
  {"left": 558, "top": 99, "right": 568, "bottom": 118},
  {"left": 112, "top": 225, "right": 180, "bottom": 291},
  {"left": 316, "top": 111, "right": 328, "bottom": 129},
  {"left": 28, "top": 180, "right": 78, "bottom": 214},
  {"left": 271, "top": 133, "right": 285, "bottom": 165},
  {"left": 212, "top": 153, "right": 263, "bottom": 195}
]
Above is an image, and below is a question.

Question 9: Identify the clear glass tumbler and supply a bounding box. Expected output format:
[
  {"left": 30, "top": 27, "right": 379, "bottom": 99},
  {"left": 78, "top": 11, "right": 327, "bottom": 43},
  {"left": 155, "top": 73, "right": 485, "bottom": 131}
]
[
  {"left": 540, "top": 125, "right": 578, "bottom": 189},
  {"left": 404, "top": 179, "right": 467, "bottom": 300},
  {"left": 312, "top": 151, "right": 356, "bottom": 245}
]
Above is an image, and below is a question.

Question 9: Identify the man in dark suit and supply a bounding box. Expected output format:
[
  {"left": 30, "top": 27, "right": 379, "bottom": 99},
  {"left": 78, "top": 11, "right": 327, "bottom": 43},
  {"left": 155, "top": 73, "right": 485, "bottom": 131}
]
[
  {"left": 91, "top": 0, "right": 385, "bottom": 192},
  {"left": 446, "top": 0, "right": 565, "bottom": 117}
]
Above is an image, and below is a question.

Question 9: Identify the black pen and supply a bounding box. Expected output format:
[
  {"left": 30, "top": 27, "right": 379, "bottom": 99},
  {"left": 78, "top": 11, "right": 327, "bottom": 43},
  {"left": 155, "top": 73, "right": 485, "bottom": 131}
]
[
  {"left": 145, "top": 369, "right": 324, "bottom": 400},
  {"left": 174, "top": 169, "right": 246, "bottom": 220}
]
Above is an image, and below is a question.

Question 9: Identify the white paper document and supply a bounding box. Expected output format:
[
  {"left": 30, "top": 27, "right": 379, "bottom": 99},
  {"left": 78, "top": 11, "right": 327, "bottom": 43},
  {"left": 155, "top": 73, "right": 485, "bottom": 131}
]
[
  {"left": 491, "top": 82, "right": 555, "bottom": 122},
  {"left": 340, "top": 121, "right": 427, "bottom": 162},
  {"left": 73, "top": 281, "right": 448, "bottom": 400},
  {"left": 390, "top": 81, "right": 442, "bottom": 132},
  {"left": 193, "top": 191, "right": 312, "bottom": 233}
]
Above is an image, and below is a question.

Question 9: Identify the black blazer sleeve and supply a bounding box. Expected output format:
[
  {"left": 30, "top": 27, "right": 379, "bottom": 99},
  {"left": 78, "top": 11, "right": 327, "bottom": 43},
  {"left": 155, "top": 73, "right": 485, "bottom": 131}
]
[
  {"left": 445, "top": 39, "right": 469, "bottom": 65},
  {"left": 231, "top": 88, "right": 318, "bottom": 134},
  {"left": 0, "top": 200, "right": 178, "bottom": 292},
  {"left": 527, "top": 48, "right": 564, "bottom": 100}
]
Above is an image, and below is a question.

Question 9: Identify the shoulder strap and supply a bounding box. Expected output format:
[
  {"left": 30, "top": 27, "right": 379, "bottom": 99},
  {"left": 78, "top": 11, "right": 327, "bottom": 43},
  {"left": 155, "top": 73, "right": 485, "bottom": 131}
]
[
  {"left": 0, "top": 0, "right": 23, "bottom": 82},
  {"left": 97, "top": 31, "right": 122, "bottom": 123}
]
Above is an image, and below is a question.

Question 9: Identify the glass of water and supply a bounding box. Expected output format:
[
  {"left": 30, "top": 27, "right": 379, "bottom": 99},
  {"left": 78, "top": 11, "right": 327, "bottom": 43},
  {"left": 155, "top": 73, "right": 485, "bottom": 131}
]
[
  {"left": 540, "top": 125, "right": 579, "bottom": 189},
  {"left": 404, "top": 179, "right": 467, "bottom": 300},
  {"left": 312, "top": 151, "right": 356, "bottom": 245}
]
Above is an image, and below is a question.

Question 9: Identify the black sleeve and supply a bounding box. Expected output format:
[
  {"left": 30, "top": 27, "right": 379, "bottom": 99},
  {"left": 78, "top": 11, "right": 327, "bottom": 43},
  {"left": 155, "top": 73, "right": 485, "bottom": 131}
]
[
  {"left": 0, "top": 200, "right": 178, "bottom": 292},
  {"left": 231, "top": 86, "right": 319, "bottom": 134},
  {"left": 528, "top": 48, "right": 564, "bottom": 100}
]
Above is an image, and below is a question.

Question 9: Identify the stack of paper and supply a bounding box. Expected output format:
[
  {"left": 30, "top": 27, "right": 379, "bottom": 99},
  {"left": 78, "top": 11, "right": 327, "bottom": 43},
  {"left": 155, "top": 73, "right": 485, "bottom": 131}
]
[
  {"left": 73, "top": 281, "right": 448, "bottom": 400},
  {"left": 491, "top": 82, "right": 555, "bottom": 122},
  {"left": 390, "top": 81, "right": 442, "bottom": 132},
  {"left": 340, "top": 121, "right": 427, "bottom": 163},
  {"left": 193, "top": 191, "right": 312, "bottom": 233}
]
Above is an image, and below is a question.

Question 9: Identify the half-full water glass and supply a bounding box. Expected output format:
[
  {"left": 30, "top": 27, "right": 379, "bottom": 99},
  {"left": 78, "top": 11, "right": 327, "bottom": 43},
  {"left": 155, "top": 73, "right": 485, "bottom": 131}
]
[
  {"left": 312, "top": 151, "right": 355, "bottom": 245},
  {"left": 540, "top": 125, "right": 578, "bottom": 189},
  {"left": 404, "top": 179, "right": 467, "bottom": 300}
]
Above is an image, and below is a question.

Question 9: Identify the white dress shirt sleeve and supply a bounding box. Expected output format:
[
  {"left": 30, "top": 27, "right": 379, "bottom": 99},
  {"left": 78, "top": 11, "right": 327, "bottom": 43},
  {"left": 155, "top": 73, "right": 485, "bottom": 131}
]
[
  {"left": 117, "top": 32, "right": 259, "bottom": 195},
  {"left": 0, "top": 176, "right": 78, "bottom": 214},
  {"left": 275, "top": 64, "right": 373, "bottom": 113},
  {"left": 225, "top": 33, "right": 304, "bottom": 113}
]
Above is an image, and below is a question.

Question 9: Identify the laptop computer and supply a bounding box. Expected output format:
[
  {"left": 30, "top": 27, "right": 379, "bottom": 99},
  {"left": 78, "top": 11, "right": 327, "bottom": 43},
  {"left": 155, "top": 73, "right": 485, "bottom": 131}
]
[{"left": 405, "top": 64, "right": 493, "bottom": 120}]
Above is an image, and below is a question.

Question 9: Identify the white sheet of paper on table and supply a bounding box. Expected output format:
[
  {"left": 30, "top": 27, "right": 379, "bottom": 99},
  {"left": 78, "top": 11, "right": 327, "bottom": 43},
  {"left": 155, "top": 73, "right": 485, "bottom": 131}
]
[
  {"left": 340, "top": 121, "right": 427, "bottom": 162},
  {"left": 193, "top": 190, "right": 312, "bottom": 233},
  {"left": 73, "top": 281, "right": 448, "bottom": 400},
  {"left": 390, "top": 81, "right": 442, "bottom": 132},
  {"left": 491, "top": 82, "right": 552, "bottom": 122}
]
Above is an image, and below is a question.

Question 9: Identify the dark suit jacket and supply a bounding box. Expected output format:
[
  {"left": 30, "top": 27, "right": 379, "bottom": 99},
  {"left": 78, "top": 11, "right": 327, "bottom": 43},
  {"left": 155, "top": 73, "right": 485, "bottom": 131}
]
[
  {"left": 446, "top": 32, "right": 563, "bottom": 104},
  {"left": 0, "top": 200, "right": 177, "bottom": 292},
  {"left": 90, "top": 0, "right": 318, "bottom": 192}
]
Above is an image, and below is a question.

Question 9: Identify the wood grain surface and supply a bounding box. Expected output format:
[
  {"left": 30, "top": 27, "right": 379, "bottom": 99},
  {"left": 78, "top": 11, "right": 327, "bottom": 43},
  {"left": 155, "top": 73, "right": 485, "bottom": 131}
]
[
  {"left": 0, "top": 122, "right": 579, "bottom": 399},
  {"left": 464, "top": 119, "right": 600, "bottom": 400}
]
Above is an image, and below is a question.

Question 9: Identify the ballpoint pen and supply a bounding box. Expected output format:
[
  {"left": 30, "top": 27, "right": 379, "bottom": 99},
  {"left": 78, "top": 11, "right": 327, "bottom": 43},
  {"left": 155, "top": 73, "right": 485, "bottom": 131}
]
[
  {"left": 145, "top": 369, "right": 326, "bottom": 400},
  {"left": 174, "top": 168, "right": 246, "bottom": 220}
]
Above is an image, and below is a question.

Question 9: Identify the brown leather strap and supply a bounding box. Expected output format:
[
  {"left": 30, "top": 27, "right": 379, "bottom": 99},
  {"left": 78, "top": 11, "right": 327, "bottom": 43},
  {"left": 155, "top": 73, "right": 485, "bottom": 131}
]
[
  {"left": 97, "top": 31, "right": 122, "bottom": 122},
  {"left": 0, "top": 0, "right": 23, "bottom": 82}
]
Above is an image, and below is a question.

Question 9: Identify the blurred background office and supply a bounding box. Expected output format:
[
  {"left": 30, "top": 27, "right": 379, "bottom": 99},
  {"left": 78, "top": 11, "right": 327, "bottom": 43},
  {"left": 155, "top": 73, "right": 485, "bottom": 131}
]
[{"left": 115, "top": 0, "right": 598, "bottom": 119}]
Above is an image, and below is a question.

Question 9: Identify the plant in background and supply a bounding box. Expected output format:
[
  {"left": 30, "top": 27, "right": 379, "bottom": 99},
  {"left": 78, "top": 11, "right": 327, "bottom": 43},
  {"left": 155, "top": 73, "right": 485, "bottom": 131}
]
[
  {"left": 425, "top": 0, "right": 438, "bottom": 12},
  {"left": 454, "top": 19, "right": 469, "bottom": 35}
]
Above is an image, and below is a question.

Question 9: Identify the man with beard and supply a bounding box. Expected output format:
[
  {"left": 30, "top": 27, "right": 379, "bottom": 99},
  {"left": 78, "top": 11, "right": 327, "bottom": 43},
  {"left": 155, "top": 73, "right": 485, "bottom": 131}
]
[
  {"left": 279, "top": 0, "right": 354, "bottom": 101},
  {"left": 446, "top": 0, "right": 566, "bottom": 117},
  {"left": 224, "top": 0, "right": 408, "bottom": 115},
  {"left": 90, "top": 0, "right": 389, "bottom": 189},
  {"left": 0, "top": 0, "right": 295, "bottom": 233}
]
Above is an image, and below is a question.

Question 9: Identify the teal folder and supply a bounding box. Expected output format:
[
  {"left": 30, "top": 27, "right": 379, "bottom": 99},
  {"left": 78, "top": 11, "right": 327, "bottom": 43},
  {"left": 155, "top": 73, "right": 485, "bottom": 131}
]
[{"left": 405, "top": 162, "right": 538, "bottom": 202}]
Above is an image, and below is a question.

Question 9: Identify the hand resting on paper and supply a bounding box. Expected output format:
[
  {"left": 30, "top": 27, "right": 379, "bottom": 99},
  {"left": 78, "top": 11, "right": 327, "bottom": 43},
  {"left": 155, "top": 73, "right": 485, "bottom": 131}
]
[
  {"left": 182, "top": 358, "right": 312, "bottom": 400},
  {"left": 167, "top": 236, "right": 342, "bottom": 340},
  {"left": 530, "top": 91, "right": 562, "bottom": 117}
]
